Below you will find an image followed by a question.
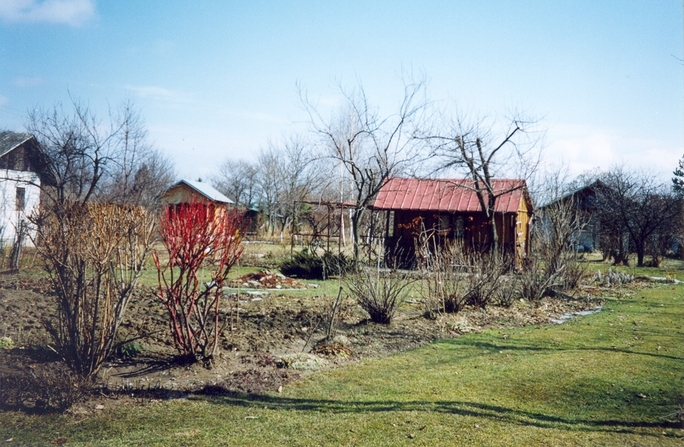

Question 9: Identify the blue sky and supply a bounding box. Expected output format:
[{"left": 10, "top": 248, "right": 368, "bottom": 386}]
[{"left": 0, "top": 1, "right": 682, "bottom": 183}]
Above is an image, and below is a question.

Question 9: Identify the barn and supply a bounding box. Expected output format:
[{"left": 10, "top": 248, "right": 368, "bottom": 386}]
[{"left": 372, "top": 177, "right": 533, "bottom": 267}]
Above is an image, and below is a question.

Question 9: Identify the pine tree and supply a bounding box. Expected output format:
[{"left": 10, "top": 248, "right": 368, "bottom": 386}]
[{"left": 673, "top": 155, "right": 684, "bottom": 193}]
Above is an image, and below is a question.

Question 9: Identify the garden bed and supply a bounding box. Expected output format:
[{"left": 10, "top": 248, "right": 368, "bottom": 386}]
[{"left": 0, "top": 272, "right": 603, "bottom": 414}]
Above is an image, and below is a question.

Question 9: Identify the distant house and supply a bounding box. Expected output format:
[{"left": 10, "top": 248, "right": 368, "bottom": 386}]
[
  {"left": 371, "top": 178, "right": 533, "bottom": 267},
  {"left": 0, "top": 132, "right": 41, "bottom": 247},
  {"left": 537, "top": 180, "right": 607, "bottom": 252}
]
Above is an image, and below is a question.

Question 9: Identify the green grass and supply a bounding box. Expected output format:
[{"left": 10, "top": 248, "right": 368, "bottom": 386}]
[
  {"left": 580, "top": 253, "right": 684, "bottom": 279},
  {"left": 2, "top": 281, "right": 682, "bottom": 446}
]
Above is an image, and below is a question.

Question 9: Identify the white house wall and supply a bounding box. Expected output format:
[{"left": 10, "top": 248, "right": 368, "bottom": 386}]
[{"left": 0, "top": 170, "right": 40, "bottom": 247}]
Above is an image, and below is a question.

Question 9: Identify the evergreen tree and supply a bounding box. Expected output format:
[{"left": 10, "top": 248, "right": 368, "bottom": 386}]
[{"left": 673, "top": 155, "right": 684, "bottom": 194}]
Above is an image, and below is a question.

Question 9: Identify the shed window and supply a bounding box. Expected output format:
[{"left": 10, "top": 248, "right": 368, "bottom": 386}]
[
  {"left": 437, "top": 215, "right": 450, "bottom": 234},
  {"left": 15, "top": 187, "right": 25, "bottom": 211},
  {"left": 454, "top": 216, "right": 464, "bottom": 239}
]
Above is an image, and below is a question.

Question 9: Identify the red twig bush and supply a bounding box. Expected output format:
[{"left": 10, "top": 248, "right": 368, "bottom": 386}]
[{"left": 153, "top": 203, "right": 244, "bottom": 365}]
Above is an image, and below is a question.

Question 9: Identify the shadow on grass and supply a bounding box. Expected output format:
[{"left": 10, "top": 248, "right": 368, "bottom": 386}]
[
  {"left": 435, "top": 337, "right": 684, "bottom": 361},
  {"left": 191, "top": 387, "right": 683, "bottom": 436}
]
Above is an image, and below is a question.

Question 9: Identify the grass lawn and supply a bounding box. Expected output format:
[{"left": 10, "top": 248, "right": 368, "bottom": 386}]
[{"left": 1, "top": 281, "right": 682, "bottom": 446}]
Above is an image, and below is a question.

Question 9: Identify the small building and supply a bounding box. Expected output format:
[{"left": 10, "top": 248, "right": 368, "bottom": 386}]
[
  {"left": 372, "top": 177, "right": 533, "bottom": 267},
  {"left": 0, "top": 132, "right": 41, "bottom": 247},
  {"left": 161, "top": 179, "right": 234, "bottom": 207},
  {"left": 537, "top": 180, "right": 607, "bottom": 252},
  {"left": 161, "top": 179, "right": 235, "bottom": 222}
]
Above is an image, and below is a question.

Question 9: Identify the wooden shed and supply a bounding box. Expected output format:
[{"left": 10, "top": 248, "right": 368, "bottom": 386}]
[
  {"left": 371, "top": 178, "right": 533, "bottom": 267},
  {"left": 161, "top": 179, "right": 234, "bottom": 207},
  {"left": 160, "top": 179, "right": 235, "bottom": 223}
]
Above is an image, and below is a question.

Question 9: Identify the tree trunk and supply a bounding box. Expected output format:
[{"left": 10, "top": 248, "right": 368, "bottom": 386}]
[
  {"left": 488, "top": 212, "right": 498, "bottom": 255},
  {"left": 636, "top": 245, "right": 645, "bottom": 267},
  {"left": 351, "top": 208, "right": 362, "bottom": 267}
]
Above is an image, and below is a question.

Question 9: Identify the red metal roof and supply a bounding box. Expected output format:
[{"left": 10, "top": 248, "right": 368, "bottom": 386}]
[{"left": 372, "top": 178, "right": 529, "bottom": 213}]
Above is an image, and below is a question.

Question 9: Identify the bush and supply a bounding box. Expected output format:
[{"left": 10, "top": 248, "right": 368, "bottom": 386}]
[
  {"left": 280, "top": 249, "right": 353, "bottom": 280},
  {"left": 280, "top": 249, "right": 323, "bottom": 279},
  {"left": 153, "top": 204, "right": 245, "bottom": 365},
  {"left": 34, "top": 203, "right": 155, "bottom": 379},
  {"left": 321, "top": 251, "right": 354, "bottom": 277},
  {"left": 419, "top": 241, "right": 511, "bottom": 315},
  {"left": 345, "top": 267, "right": 414, "bottom": 324},
  {"left": 561, "top": 260, "right": 589, "bottom": 290}
]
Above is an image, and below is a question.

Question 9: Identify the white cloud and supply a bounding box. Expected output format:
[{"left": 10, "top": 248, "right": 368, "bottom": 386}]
[
  {"left": 544, "top": 123, "right": 683, "bottom": 183},
  {"left": 0, "top": 0, "right": 95, "bottom": 27},
  {"left": 13, "top": 76, "right": 43, "bottom": 87},
  {"left": 124, "top": 85, "right": 178, "bottom": 101}
]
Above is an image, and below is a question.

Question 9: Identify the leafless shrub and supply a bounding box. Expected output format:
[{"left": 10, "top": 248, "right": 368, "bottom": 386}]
[
  {"left": 524, "top": 174, "right": 592, "bottom": 300},
  {"left": 495, "top": 277, "right": 519, "bottom": 307},
  {"left": 345, "top": 267, "right": 414, "bottom": 324},
  {"left": 420, "top": 239, "right": 511, "bottom": 315},
  {"left": 562, "top": 260, "right": 589, "bottom": 290},
  {"left": 153, "top": 204, "right": 245, "bottom": 365},
  {"left": 32, "top": 202, "right": 155, "bottom": 379},
  {"left": 518, "top": 258, "right": 556, "bottom": 302}
]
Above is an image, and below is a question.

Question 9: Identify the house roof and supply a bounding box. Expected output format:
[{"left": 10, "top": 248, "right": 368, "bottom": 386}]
[
  {"left": 372, "top": 178, "right": 530, "bottom": 213},
  {"left": 0, "top": 131, "right": 34, "bottom": 159},
  {"left": 537, "top": 179, "right": 607, "bottom": 209},
  {"left": 168, "top": 179, "right": 234, "bottom": 204}
]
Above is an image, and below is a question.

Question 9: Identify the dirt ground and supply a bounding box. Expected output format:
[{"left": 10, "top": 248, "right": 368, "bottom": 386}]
[{"left": 0, "top": 270, "right": 602, "bottom": 413}]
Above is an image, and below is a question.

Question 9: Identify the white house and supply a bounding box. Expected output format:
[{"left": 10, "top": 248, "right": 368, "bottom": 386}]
[{"left": 0, "top": 131, "right": 41, "bottom": 247}]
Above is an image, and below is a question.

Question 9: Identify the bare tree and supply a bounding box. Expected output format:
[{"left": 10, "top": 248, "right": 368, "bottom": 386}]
[
  {"left": 25, "top": 98, "right": 121, "bottom": 208},
  {"left": 269, "top": 134, "right": 322, "bottom": 234},
  {"left": 255, "top": 147, "right": 283, "bottom": 235},
  {"left": 420, "top": 111, "right": 542, "bottom": 254},
  {"left": 213, "top": 158, "right": 259, "bottom": 207},
  {"left": 25, "top": 97, "right": 174, "bottom": 209},
  {"left": 98, "top": 100, "right": 176, "bottom": 207},
  {"left": 597, "top": 168, "right": 681, "bottom": 267},
  {"left": 302, "top": 78, "right": 427, "bottom": 262}
]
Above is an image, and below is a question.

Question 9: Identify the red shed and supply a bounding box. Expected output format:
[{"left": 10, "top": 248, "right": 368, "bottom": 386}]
[{"left": 372, "top": 178, "right": 533, "bottom": 267}]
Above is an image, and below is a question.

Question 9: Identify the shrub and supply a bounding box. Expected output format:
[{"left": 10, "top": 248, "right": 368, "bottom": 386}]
[
  {"left": 153, "top": 203, "right": 245, "bottom": 366},
  {"left": 321, "top": 251, "right": 354, "bottom": 277},
  {"left": 561, "top": 259, "right": 589, "bottom": 289},
  {"left": 345, "top": 267, "right": 413, "bottom": 324},
  {"left": 279, "top": 249, "right": 323, "bottom": 279},
  {"left": 280, "top": 250, "right": 353, "bottom": 280},
  {"left": 420, "top": 241, "right": 511, "bottom": 315},
  {"left": 33, "top": 203, "right": 155, "bottom": 379}
]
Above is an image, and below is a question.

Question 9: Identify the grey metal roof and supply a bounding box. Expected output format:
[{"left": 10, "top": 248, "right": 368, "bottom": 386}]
[
  {"left": 172, "top": 179, "right": 234, "bottom": 204},
  {"left": 0, "top": 131, "right": 33, "bottom": 159}
]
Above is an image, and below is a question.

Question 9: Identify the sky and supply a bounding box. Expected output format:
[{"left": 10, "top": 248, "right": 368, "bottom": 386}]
[{"left": 0, "top": 0, "right": 682, "bottom": 184}]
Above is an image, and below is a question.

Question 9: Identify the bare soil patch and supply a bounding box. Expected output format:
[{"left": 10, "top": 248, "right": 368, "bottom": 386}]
[{"left": 0, "top": 271, "right": 601, "bottom": 414}]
